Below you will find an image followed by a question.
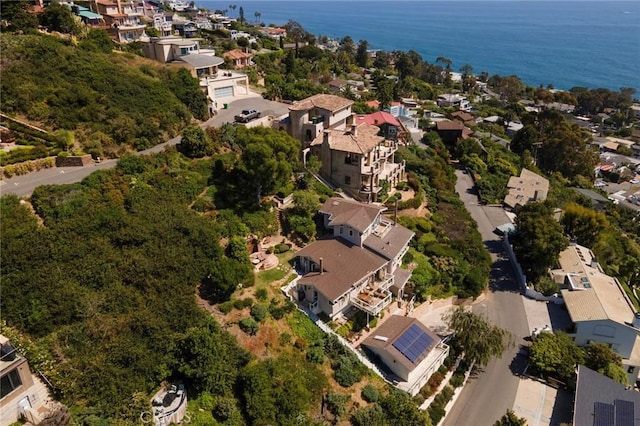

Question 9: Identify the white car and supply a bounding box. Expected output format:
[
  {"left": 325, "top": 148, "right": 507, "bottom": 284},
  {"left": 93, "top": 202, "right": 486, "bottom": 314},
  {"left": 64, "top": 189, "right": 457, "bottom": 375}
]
[{"left": 631, "top": 179, "right": 639, "bottom": 185}]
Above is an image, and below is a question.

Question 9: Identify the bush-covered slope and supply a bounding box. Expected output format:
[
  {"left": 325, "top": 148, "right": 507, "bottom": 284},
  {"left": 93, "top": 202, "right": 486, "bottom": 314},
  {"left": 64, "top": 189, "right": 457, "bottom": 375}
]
[{"left": 0, "top": 33, "right": 205, "bottom": 158}]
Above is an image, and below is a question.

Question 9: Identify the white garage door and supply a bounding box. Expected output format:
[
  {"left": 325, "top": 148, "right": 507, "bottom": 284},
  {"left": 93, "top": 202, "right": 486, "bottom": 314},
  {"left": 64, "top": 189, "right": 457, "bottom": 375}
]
[{"left": 214, "top": 86, "right": 234, "bottom": 98}]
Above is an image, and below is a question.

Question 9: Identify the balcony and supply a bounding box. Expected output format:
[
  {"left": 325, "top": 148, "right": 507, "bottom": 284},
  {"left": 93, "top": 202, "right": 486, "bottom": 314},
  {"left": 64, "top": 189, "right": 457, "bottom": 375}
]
[
  {"left": 361, "top": 162, "right": 381, "bottom": 175},
  {"left": 351, "top": 288, "right": 392, "bottom": 316}
]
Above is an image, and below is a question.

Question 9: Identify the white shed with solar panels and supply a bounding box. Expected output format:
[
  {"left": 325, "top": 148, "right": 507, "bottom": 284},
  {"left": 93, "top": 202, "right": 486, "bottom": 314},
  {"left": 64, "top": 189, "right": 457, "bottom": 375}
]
[{"left": 361, "top": 315, "right": 449, "bottom": 396}]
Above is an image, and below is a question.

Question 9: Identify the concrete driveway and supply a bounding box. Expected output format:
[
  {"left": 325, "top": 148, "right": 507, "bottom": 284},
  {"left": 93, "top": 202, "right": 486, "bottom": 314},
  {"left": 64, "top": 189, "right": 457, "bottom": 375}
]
[{"left": 0, "top": 93, "right": 291, "bottom": 197}]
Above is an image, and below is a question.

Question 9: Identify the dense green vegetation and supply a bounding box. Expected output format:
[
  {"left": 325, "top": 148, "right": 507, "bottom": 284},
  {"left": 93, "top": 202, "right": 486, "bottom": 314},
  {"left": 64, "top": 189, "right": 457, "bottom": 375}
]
[
  {"left": 0, "top": 33, "right": 206, "bottom": 158},
  {"left": 397, "top": 139, "right": 492, "bottom": 299}
]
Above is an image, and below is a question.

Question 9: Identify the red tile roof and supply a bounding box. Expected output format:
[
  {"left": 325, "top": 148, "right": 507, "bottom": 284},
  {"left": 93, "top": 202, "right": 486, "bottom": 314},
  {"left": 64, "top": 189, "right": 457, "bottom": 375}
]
[{"left": 355, "top": 111, "right": 401, "bottom": 127}]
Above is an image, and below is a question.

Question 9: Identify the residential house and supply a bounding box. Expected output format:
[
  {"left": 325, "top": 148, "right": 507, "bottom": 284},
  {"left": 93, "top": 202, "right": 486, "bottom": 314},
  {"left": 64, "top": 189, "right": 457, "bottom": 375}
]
[
  {"left": 574, "top": 365, "right": 640, "bottom": 426},
  {"left": 450, "top": 110, "right": 474, "bottom": 126},
  {"left": 309, "top": 123, "right": 406, "bottom": 202},
  {"left": 328, "top": 78, "right": 348, "bottom": 95},
  {"left": 545, "top": 102, "right": 576, "bottom": 114},
  {"left": 0, "top": 335, "right": 51, "bottom": 426},
  {"left": 151, "top": 12, "right": 173, "bottom": 36},
  {"left": 361, "top": 316, "right": 449, "bottom": 396},
  {"left": 630, "top": 104, "right": 640, "bottom": 120},
  {"left": 435, "top": 120, "right": 470, "bottom": 145},
  {"left": 95, "top": 0, "right": 146, "bottom": 43},
  {"left": 260, "top": 27, "right": 287, "bottom": 39},
  {"left": 503, "top": 168, "right": 549, "bottom": 210},
  {"left": 355, "top": 111, "right": 404, "bottom": 141},
  {"left": 505, "top": 121, "right": 524, "bottom": 137},
  {"left": 222, "top": 49, "right": 253, "bottom": 68},
  {"left": 551, "top": 244, "right": 640, "bottom": 384},
  {"left": 229, "top": 30, "right": 257, "bottom": 44},
  {"left": 69, "top": 4, "right": 104, "bottom": 26},
  {"left": 287, "top": 94, "right": 354, "bottom": 143},
  {"left": 172, "top": 19, "right": 197, "bottom": 37},
  {"left": 141, "top": 36, "right": 249, "bottom": 110},
  {"left": 294, "top": 197, "right": 414, "bottom": 319},
  {"left": 436, "top": 94, "right": 471, "bottom": 111}
]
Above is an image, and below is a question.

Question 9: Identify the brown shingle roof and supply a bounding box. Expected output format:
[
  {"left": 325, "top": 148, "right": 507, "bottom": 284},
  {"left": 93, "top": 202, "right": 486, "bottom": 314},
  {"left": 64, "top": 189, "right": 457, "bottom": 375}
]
[
  {"left": 289, "top": 94, "right": 354, "bottom": 112},
  {"left": 435, "top": 121, "right": 464, "bottom": 131},
  {"left": 319, "top": 197, "right": 384, "bottom": 233},
  {"left": 362, "top": 315, "right": 441, "bottom": 372},
  {"left": 295, "top": 237, "right": 388, "bottom": 301},
  {"left": 310, "top": 123, "right": 383, "bottom": 155},
  {"left": 364, "top": 225, "right": 415, "bottom": 261}
]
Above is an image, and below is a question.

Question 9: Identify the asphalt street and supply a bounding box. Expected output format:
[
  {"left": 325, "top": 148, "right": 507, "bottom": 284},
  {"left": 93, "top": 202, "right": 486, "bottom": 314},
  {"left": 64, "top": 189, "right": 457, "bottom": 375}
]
[
  {"left": 0, "top": 95, "right": 290, "bottom": 198},
  {"left": 443, "top": 170, "right": 530, "bottom": 426}
]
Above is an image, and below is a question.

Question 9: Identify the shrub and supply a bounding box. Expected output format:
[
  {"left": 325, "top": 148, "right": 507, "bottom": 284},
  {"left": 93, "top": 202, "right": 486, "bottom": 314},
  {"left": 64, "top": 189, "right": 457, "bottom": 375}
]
[
  {"left": 239, "top": 317, "right": 259, "bottom": 335},
  {"left": 242, "top": 297, "right": 254, "bottom": 308},
  {"left": 279, "top": 332, "right": 291, "bottom": 345},
  {"left": 325, "top": 392, "right": 350, "bottom": 420},
  {"left": 233, "top": 299, "right": 245, "bottom": 310},
  {"left": 333, "top": 353, "right": 365, "bottom": 387},
  {"left": 428, "top": 402, "right": 445, "bottom": 425},
  {"left": 250, "top": 304, "right": 268, "bottom": 322},
  {"left": 306, "top": 346, "right": 324, "bottom": 364},
  {"left": 361, "top": 384, "right": 380, "bottom": 403},
  {"left": 450, "top": 372, "right": 465, "bottom": 388},
  {"left": 274, "top": 243, "right": 291, "bottom": 254},
  {"left": 255, "top": 288, "right": 268, "bottom": 301},
  {"left": 218, "top": 301, "right": 234, "bottom": 314},
  {"left": 294, "top": 338, "right": 307, "bottom": 351}
]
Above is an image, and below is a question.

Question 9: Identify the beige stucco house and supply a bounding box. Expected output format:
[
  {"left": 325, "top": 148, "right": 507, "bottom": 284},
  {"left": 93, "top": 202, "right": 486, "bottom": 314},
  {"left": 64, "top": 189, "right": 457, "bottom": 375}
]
[
  {"left": 503, "top": 168, "right": 549, "bottom": 210},
  {"left": 0, "top": 335, "right": 51, "bottom": 426}
]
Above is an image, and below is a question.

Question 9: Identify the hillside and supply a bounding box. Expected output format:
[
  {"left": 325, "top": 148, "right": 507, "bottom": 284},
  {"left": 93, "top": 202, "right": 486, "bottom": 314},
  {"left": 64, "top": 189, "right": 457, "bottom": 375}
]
[{"left": 0, "top": 32, "right": 205, "bottom": 160}]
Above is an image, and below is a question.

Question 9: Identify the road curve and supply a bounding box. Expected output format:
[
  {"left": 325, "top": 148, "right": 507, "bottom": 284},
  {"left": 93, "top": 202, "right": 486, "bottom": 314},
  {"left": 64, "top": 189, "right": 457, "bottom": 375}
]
[
  {"left": 442, "top": 170, "right": 530, "bottom": 426},
  {"left": 0, "top": 95, "right": 290, "bottom": 198}
]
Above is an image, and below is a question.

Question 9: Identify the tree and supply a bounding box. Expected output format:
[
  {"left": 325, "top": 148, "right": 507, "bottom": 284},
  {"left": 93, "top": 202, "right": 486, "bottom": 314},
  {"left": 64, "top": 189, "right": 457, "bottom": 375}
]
[
  {"left": 529, "top": 331, "right": 584, "bottom": 382},
  {"left": 1, "top": 0, "right": 38, "bottom": 32},
  {"left": 510, "top": 125, "right": 538, "bottom": 156},
  {"left": 254, "top": 11, "right": 261, "bottom": 24},
  {"left": 513, "top": 202, "right": 569, "bottom": 281},
  {"left": 494, "top": 409, "right": 527, "bottom": 426},
  {"left": 444, "top": 307, "right": 513, "bottom": 367},
  {"left": 537, "top": 122, "right": 598, "bottom": 179},
  {"left": 356, "top": 39, "right": 369, "bottom": 68},
  {"left": 376, "top": 78, "right": 395, "bottom": 109},
  {"left": 179, "top": 125, "right": 212, "bottom": 158},
  {"left": 239, "top": 6, "right": 244, "bottom": 23},
  {"left": 379, "top": 388, "right": 432, "bottom": 426},
  {"left": 561, "top": 203, "right": 609, "bottom": 247},
  {"left": 285, "top": 20, "right": 306, "bottom": 56},
  {"left": 585, "top": 343, "right": 627, "bottom": 384},
  {"left": 40, "top": 1, "right": 81, "bottom": 35},
  {"left": 178, "top": 317, "right": 250, "bottom": 394}
]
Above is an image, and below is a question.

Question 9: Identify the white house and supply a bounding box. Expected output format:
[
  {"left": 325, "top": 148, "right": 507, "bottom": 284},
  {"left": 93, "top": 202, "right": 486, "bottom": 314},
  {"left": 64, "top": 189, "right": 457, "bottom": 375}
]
[{"left": 552, "top": 243, "right": 640, "bottom": 384}]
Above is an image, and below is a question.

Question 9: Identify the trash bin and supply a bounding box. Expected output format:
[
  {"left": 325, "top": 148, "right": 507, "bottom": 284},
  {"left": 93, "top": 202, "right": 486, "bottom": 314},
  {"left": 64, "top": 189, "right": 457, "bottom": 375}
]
[{"left": 223, "top": 103, "right": 228, "bottom": 109}]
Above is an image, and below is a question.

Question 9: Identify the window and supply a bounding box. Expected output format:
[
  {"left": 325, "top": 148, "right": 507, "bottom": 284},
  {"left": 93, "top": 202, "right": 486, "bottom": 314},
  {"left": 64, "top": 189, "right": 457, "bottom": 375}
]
[
  {"left": 349, "top": 230, "right": 353, "bottom": 237},
  {"left": 344, "top": 176, "right": 351, "bottom": 185},
  {"left": 0, "top": 369, "right": 22, "bottom": 399},
  {"left": 345, "top": 153, "right": 358, "bottom": 165},
  {"left": 628, "top": 366, "right": 635, "bottom": 374}
]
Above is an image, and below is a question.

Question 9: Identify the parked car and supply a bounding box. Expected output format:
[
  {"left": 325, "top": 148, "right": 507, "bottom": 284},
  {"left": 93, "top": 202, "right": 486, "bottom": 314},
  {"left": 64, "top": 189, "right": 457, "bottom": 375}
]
[{"left": 234, "top": 109, "right": 260, "bottom": 123}]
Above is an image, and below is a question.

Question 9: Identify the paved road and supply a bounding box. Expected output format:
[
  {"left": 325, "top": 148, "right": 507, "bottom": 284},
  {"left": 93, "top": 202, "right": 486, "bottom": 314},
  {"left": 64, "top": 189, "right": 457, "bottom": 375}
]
[
  {"left": 443, "top": 170, "right": 530, "bottom": 426},
  {"left": 0, "top": 95, "right": 290, "bottom": 198}
]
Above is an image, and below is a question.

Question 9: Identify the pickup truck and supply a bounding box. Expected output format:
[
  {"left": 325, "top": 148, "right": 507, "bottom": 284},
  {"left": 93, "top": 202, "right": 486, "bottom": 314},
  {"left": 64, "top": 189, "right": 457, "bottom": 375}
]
[{"left": 234, "top": 109, "right": 260, "bottom": 123}]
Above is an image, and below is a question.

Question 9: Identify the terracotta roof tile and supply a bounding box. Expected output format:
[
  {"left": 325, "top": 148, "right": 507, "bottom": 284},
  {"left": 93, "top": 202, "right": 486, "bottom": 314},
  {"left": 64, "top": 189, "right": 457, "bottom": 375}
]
[{"left": 289, "top": 94, "right": 354, "bottom": 112}]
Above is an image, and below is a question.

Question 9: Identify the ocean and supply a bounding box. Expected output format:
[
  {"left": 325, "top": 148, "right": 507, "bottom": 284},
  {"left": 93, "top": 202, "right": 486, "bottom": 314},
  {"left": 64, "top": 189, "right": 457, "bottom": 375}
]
[{"left": 196, "top": 1, "right": 640, "bottom": 93}]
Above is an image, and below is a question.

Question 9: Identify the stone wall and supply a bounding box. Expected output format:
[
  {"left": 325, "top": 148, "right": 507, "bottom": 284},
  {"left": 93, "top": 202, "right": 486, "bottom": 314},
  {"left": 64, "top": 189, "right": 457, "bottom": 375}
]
[{"left": 55, "top": 154, "right": 93, "bottom": 167}]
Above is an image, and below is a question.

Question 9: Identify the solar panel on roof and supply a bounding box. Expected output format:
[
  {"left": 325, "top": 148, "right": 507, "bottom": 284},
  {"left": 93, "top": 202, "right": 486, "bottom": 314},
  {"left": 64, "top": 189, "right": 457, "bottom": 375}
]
[
  {"left": 392, "top": 324, "right": 434, "bottom": 363},
  {"left": 614, "top": 399, "right": 635, "bottom": 426},
  {"left": 594, "top": 402, "right": 615, "bottom": 426}
]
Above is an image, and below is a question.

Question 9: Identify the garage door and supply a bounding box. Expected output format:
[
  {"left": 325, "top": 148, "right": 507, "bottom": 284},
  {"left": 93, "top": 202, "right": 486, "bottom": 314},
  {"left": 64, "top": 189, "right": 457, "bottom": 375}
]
[{"left": 214, "top": 86, "right": 233, "bottom": 98}]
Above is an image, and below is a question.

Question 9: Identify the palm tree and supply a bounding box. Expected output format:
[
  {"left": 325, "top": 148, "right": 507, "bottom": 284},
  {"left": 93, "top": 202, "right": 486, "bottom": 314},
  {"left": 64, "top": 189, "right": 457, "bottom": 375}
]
[
  {"left": 254, "top": 11, "right": 261, "bottom": 24},
  {"left": 229, "top": 4, "right": 236, "bottom": 17}
]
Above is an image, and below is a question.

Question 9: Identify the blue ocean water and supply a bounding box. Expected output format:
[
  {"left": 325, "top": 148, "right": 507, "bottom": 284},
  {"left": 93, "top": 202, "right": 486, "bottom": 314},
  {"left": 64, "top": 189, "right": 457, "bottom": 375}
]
[{"left": 197, "top": 1, "right": 640, "bottom": 93}]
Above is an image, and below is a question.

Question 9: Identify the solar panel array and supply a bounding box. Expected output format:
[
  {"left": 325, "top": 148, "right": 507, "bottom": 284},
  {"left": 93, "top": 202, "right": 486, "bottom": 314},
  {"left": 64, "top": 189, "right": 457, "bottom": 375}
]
[
  {"left": 392, "top": 324, "right": 434, "bottom": 363},
  {"left": 594, "top": 402, "right": 615, "bottom": 426},
  {"left": 593, "top": 400, "right": 636, "bottom": 426},
  {"left": 614, "top": 399, "right": 635, "bottom": 426}
]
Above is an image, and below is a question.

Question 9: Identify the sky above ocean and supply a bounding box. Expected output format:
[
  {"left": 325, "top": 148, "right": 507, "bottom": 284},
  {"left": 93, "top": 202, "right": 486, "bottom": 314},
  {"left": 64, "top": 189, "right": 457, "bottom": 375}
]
[{"left": 197, "top": 1, "right": 640, "bottom": 93}]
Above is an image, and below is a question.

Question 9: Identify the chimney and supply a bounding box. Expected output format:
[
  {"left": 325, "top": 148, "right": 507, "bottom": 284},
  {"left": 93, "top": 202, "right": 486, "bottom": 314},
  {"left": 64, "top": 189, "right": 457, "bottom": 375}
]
[
  {"left": 323, "top": 130, "right": 330, "bottom": 146},
  {"left": 351, "top": 124, "right": 358, "bottom": 136},
  {"left": 590, "top": 256, "right": 600, "bottom": 271},
  {"left": 394, "top": 198, "right": 398, "bottom": 225},
  {"left": 319, "top": 258, "right": 324, "bottom": 275}
]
